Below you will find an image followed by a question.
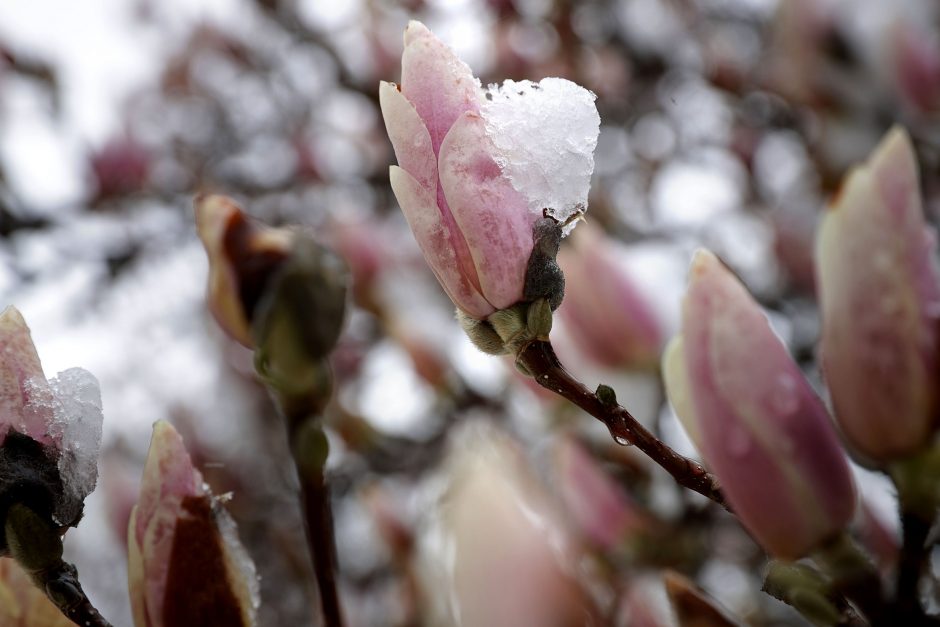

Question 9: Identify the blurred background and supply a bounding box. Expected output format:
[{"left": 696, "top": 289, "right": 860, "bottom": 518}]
[{"left": 0, "top": 0, "right": 938, "bottom": 625}]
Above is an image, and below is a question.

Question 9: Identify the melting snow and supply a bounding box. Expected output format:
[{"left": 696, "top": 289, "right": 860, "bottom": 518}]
[
  {"left": 49, "top": 368, "right": 104, "bottom": 512},
  {"left": 482, "top": 78, "right": 600, "bottom": 234}
]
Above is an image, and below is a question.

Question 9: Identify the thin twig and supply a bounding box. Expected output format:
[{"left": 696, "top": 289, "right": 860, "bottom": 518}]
[
  {"left": 298, "top": 468, "right": 344, "bottom": 627},
  {"left": 44, "top": 561, "right": 114, "bottom": 627},
  {"left": 269, "top": 384, "right": 345, "bottom": 627},
  {"left": 515, "top": 338, "right": 727, "bottom": 509}
]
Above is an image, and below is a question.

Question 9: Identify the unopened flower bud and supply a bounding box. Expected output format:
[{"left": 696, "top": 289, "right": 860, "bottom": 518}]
[
  {"left": 421, "top": 423, "right": 596, "bottom": 626},
  {"left": 557, "top": 224, "right": 663, "bottom": 370},
  {"left": 816, "top": 127, "right": 940, "bottom": 461},
  {"left": 663, "top": 250, "right": 856, "bottom": 559},
  {"left": 0, "top": 306, "right": 104, "bottom": 555},
  {"left": 194, "top": 194, "right": 293, "bottom": 348},
  {"left": 127, "top": 421, "right": 259, "bottom": 627},
  {"left": 381, "top": 21, "right": 597, "bottom": 320}
]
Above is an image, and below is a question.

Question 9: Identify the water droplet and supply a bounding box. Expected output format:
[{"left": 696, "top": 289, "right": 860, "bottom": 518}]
[
  {"left": 728, "top": 427, "right": 751, "bottom": 457},
  {"left": 608, "top": 427, "right": 632, "bottom": 447},
  {"left": 770, "top": 373, "right": 799, "bottom": 416}
]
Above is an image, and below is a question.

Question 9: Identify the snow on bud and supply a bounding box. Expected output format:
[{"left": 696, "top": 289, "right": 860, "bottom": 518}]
[
  {"left": 557, "top": 224, "right": 663, "bottom": 370},
  {"left": 194, "top": 194, "right": 292, "bottom": 347},
  {"left": 420, "top": 423, "right": 596, "bottom": 626},
  {"left": 0, "top": 306, "right": 104, "bottom": 550},
  {"left": 127, "top": 421, "right": 258, "bottom": 627},
  {"left": 816, "top": 127, "right": 940, "bottom": 461},
  {"left": 380, "top": 21, "right": 599, "bottom": 319},
  {"left": 663, "top": 250, "right": 856, "bottom": 559},
  {"left": 554, "top": 436, "right": 648, "bottom": 549}
]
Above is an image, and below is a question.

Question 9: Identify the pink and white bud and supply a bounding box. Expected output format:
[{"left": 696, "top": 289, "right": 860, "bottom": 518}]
[
  {"left": 194, "top": 194, "right": 293, "bottom": 348},
  {"left": 421, "top": 424, "right": 596, "bottom": 626},
  {"left": 0, "top": 306, "right": 104, "bottom": 537},
  {"left": 128, "top": 420, "right": 258, "bottom": 627},
  {"left": 380, "top": 21, "right": 599, "bottom": 318},
  {"left": 557, "top": 225, "right": 663, "bottom": 369},
  {"left": 663, "top": 250, "right": 856, "bottom": 559},
  {"left": 555, "top": 436, "right": 648, "bottom": 549},
  {"left": 816, "top": 127, "right": 940, "bottom": 461}
]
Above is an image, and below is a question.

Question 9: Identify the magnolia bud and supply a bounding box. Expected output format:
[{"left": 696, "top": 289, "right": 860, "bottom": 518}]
[
  {"left": 816, "top": 127, "right": 940, "bottom": 461},
  {"left": 663, "top": 250, "right": 856, "bottom": 559}
]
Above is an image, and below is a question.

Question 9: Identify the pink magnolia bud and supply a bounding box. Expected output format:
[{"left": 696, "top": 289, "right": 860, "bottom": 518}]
[
  {"left": 663, "top": 250, "right": 856, "bottom": 559},
  {"left": 557, "top": 225, "right": 663, "bottom": 370},
  {"left": 127, "top": 421, "right": 258, "bottom": 627},
  {"left": 380, "top": 21, "right": 599, "bottom": 319},
  {"left": 555, "top": 436, "right": 648, "bottom": 549},
  {"left": 0, "top": 306, "right": 104, "bottom": 542},
  {"left": 194, "top": 194, "right": 293, "bottom": 347},
  {"left": 816, "top": 127, "right": 940, "bottom": 461},
  {"left": 0, "top": 558, "right": 73, "bottom": 627},
  {"left": 379, "top": 22, "right": 534, "bottom": 318},
  {"left": 423, "top": 424, "right": 596, "bottom": 626}
]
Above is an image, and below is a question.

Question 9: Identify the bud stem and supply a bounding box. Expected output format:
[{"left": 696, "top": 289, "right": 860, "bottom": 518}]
[
  {"left": 813, "top": 533, "right": 889, "bottom": 627},
  {"left": 5, "top": 503, "right": 113, "bottom": 627},
  {"left": 890, "top": 449, "right": 940, "bottom": 625},
  {"left": 762, "top": 561, "right": 866, "bottom": 627},
  {"left": 515, "top": 338, "right": 727, "bottom": 509},
  {"left": 256, "top": 359, "right": 345, "bottom": 627}
]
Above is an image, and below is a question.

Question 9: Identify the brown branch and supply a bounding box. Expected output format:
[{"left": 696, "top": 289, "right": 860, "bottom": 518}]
[
  {"left": 44, "top": 561, "right": 115, "bottom": 627},
  {"left": 269, "top": 383, "right": 346, "bottom": 627},
  {"left": 515, "top": 339, "right": 727, "bottom": 509},
  {"left": 298, "top": 467, "right": 344, "bottom": 627}
]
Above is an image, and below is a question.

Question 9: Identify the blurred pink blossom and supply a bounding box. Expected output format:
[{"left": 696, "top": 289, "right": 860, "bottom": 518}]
[
  {"left": 557, "top": 224, "right": 663, "bottom": 370},
  {"left": 555, "top": 435, "right": 648, "bottom": 549},
  {"left": 663, "top": 250, "right": 856, "bottom": 559},
  {"left": 421, "top": 423, "right": 596, "bottom": 626}
]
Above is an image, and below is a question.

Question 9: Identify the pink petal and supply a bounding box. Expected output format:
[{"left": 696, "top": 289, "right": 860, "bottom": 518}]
[
  {"left": 440, "top": 425, "right": 595, "bottom": 626},
  {"left": 0, "top": 306, "right": 55, "bottom": 447},
  {"left": 378, "top": 81, "right": 436, "bottom": 191},
  {"left": 678, "top": 250, "right": 855, "bottom": 559},
  {"left": 556, "top": 437, "right": 643, "bottom": 548},
  {"left": 438, "top": 112, "right": 536, "bottom": 310},
  {"left": 816, "top": 127, "right": 940, "bottom": 460},
  {"left": 400, "top": 21, "right": 482, "bottom": 156},
  {"left": 389, "top": 165, "right": 493, "bottom": 318}
]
